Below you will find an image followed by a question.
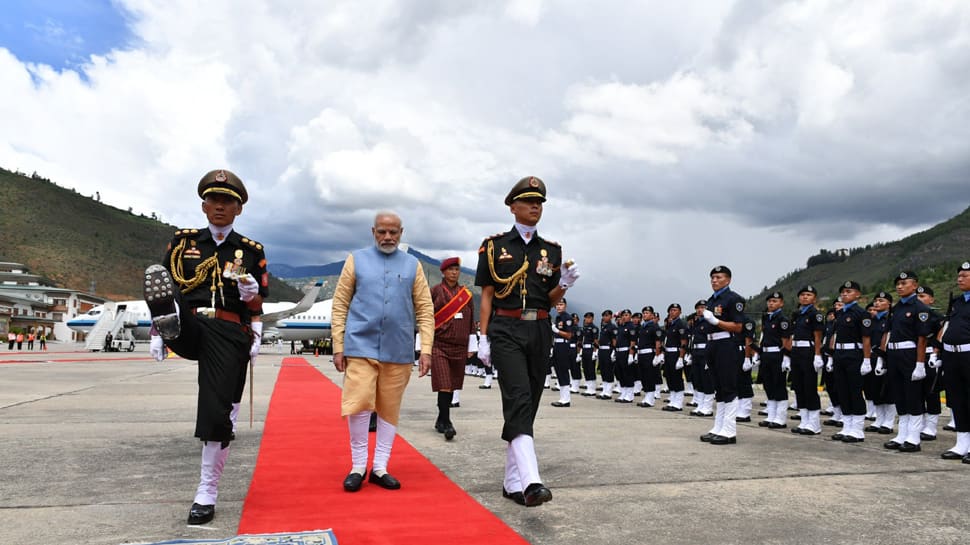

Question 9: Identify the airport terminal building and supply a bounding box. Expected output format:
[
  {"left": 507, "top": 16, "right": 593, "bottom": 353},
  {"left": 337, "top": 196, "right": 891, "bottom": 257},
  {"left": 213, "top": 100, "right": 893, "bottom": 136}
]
[{"left": 0, "top": 261, "right": 106, "bottom": 342}]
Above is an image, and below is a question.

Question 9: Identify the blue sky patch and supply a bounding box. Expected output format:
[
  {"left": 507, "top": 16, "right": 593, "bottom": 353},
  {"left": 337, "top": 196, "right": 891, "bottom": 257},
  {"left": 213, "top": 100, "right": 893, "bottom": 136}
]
[{"left": 0, "top": 0, "right": 134, "bottom": 71}]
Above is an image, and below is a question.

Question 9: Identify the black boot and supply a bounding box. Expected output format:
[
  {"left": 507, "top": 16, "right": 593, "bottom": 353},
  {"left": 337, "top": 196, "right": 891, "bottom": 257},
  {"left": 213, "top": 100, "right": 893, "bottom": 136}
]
[{"left": 437, "top": 392, "right": 455, "bottom": 440}]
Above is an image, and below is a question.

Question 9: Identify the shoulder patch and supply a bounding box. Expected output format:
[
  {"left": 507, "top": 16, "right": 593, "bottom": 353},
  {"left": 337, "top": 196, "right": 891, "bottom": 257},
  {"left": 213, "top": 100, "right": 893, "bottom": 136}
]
[
  {"left": 780, "top": 321, "right": 789, "bottom": 330},
  {"left": 862, "top": 318, "right": 872, "bottom": 327},
  {"left": 918, "top": 312, "right": 929, "bottom": 322},
  {"left": 816, "top": 313, "right": 824, "bottom": 323},
  {"left": 736, "top": 302, "right": 744, "bottom": 312},
  {"left": 745, "top": 322, "right": 754, "bottom": 331},
  {"left": 544, "top": 239, "right": 561, "bottom": 247}
]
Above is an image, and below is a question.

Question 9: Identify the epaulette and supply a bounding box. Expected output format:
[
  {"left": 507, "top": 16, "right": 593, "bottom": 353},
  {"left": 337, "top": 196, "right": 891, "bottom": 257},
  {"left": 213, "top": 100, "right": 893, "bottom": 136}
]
[
  {"left": 478, "top": 232, "right": 505, "bottom": 253},
  {"left": 239, "top": 236, "right": 264, "bottom": 251},
  {"left": 173, "top": 228, "right": 199, "bottom": 238},
  {"left": 545, "top": 238, "right": 561, "bottom": 247}
]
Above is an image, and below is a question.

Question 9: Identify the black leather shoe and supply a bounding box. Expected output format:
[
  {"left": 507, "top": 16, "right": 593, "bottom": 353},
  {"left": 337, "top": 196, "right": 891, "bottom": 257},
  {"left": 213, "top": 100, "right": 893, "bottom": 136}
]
[
  {"left": 841, "top": 435, "right": 864, "bottom": 443},
  {"left": 343, "top": 472, "right": 364, "bottom": 492},
  {"left": 962, "top": 454, "right": 970, "bottom": 464},
  {"left": 865, "top": 416, "right": 877, "bottom": 421},
  {"left": 502, "top": 487, "right": 526, "bottom": 505},
  {"left": 864, "top": 424, "right": 880, "bottom": 432},
  {"left": 581, "top": 392, "right": 596, "bottom": 397},
  {"left": 823, "top": 419, "right": 841, "bottom": 427},
  {"left": 434, "top": 420, "right": 446, "bottom": 434},
  {"left": 758, "top": 420, "right": 771, "bottom": 427},
  {"left": 898, "top": 442, "right": 921, "bottom": 452},
  {"left": 757, "top": 410, "right": 769, "bottom": 416},
  {"left": 479, "top": 384, "right": 492, "bottom": 389},
  {"left": 768, "top": 422, "right": 787, "bottom": 429},
  {"left": 596, "top": 394, "right": 611, "bottom": 400},
  {"left": 700, "top": 433, "right": 715, "bottom": 442},
  {"left": 687, "top": 402, "right": 698, "bottom": 407},
  {"left": 736, "top": 416, "right": 751, "bottom": 422},
  {"left": 636, "top": 401, "right": 652, "bottom": 407},
  {"left": 551, "top": 401, "right": 570, "bottom": 407},
  {"left": 368, "top": 470, "right": 401, "bottom": 490},
  {"left": 940, "top": 450, "right": 964, "bottom": 460},
  {"left": 878, "top": 426, "right": 894, "bottom": 435},
  {"left": 759, "top": 401, "right": 767, "bottom": 407},
  {"left": 615, "top": 398, "right": 632, "bottom": 404},
  {"left": 661, "top": 405, "right": 682, "bottom": 411},
  {"left": 943, "top": 424, "right": 957, "bottom": 431},
  {"left": 799, "top": 429, "right": 822, "bottom": 435},
  {"left": 709, "top": 434, "right": 737, "bottom": 445},
  {"left": 523, "top": 483, "right": 552, "bottom": 507},
  {"left": 883, "top": 440, "right": 902, "bottom": 450},
  {"left": 821, "top": 408, "right": 834, "bottom": 416},
  {"left": 920, "top": 432, "right": 937, "bottom": 441},
  {"left": 451, "top": 402, "right": 460, "bottom": 408},
  {"left": 791, "top": 427, "right": 804, "bottom": 434},
  {"left": 831, "top": 433, "right": 846, "bottom": 441},
  {"left": 791, "top": 414, "right": 801, "bottom": 420},
  {"left": 443, "top": 424, "right": 456, "bottom": 441},
  {"left": 187, "top": 503, "right": 214, "bottom": 525}
]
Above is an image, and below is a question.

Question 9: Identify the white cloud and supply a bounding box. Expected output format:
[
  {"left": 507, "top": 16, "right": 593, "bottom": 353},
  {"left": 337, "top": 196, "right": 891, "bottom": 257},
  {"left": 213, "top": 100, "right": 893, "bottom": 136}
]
[{"left": 1, "top": 0, "right": 968, "bottom": 310}]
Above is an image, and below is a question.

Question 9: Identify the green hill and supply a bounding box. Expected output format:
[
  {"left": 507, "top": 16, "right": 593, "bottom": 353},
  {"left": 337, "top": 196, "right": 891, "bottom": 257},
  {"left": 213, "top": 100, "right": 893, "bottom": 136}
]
[
  {"left": 0, "top": 167, "right": 303, "bottom": 302},
  {"left": 751, "top": 205, "right": 970, "bottom": 310}
]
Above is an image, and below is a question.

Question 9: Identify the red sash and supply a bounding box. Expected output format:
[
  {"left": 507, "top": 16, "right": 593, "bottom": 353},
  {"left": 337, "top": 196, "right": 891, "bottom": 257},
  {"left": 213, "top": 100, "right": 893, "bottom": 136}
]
[{"left": 435, "top": 286, "right": 473, "bottom": 329}]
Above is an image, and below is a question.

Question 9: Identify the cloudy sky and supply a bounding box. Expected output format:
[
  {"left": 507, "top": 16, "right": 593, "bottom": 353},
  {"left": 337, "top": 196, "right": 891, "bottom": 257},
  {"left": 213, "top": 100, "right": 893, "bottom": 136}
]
[{"left": 2, "top": 0, "right": 969, "bottom": 311}]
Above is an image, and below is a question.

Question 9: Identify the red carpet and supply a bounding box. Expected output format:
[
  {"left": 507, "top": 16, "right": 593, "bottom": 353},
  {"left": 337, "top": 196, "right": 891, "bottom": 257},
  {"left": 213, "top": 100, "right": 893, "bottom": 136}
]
[{"left": 238, "top": 357, "right": 530, "bottom": 545}]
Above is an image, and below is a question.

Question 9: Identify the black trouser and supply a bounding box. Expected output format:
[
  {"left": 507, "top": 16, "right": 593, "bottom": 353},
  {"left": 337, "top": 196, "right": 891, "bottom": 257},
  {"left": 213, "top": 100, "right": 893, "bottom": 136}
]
[
  {"left": 924, "top": 366, "right": 942, "bottom": 414},
  {"left": 615, "top": 348, "right": 635, "bottom": 387},
  {"left": 790, "top": 347, "right": 820, "bottom": 410},
  {"left": 709, "top": 339, "right": 740, "bottom": 402},
  {"left": 552, "top": 340, "right": 573, "bottom": 387},
  {"left": 569, "top": 344, "right": 582, "bottom": 381},
  {"left": 832, "top": 350, "right": 866, "bottom": 415},
  {"left": 164, "top": 306, "right": 251, "bottom": 443},
  {"left": 663, "top": 351, "right": 684, "bottom": 392},
  {"left": 581, "top": 348, "right": 597, "bottom": 382},
  {"left": 760, "top": 352, "right": 787, "bottom": 401},
  {"left": 598, "top": 348, "right": 615, "bottom": 383},
  {"left": 490, "top": 316, "right": 552, "bottom": 442},
  {"left": 738, "top": 366, "right": 754, "bottom": 399},
  {"left": 887, "top": 348, "right": 924, "bottom": 415},
  {"left": 942, "top": 351, "right": 970, "bottom": 432},
  {"left": 637, "top": 351, "right": 659, "bottom": 388},
  {"left": 691, "top": 351, "right": 714, "bottom": 394}
]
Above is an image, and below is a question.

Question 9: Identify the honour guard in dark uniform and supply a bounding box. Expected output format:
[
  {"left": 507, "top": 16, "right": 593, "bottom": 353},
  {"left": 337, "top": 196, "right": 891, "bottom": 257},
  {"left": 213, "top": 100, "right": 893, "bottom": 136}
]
[
  {"left": 759, "top": 292, "right": 793, "bottom": 429},
  {"left": 614, "top": 309, "right": 637, "bottom": 403},
  {"left": 916, "top": 285, "right": 944, "bottom": 440},
  {"left": 698, "top": 266, "right": 746, "bottom": 445},
  {"left": 789, "top": 286, "right": 826, "bottom": 435},
  {"left": 637, "top": 307, "right": 664, "bottom": 407},
  {"left": 940, "top": 262, "right": 970, "bottom": 461},
  {"left": 829, "top": 281, "right": 873, "bottom": 443},
  {"left": 579, "top": 312, "right": 600, "bottom": 396},
  {"left": 865, "top": 292, "right": 894, "bottom": 435},
  {"left": 688, "top": 301, "right": 716, "bottom": 417},
  {"left": 821, "top": 301, "right": 843, "bottom": 423},
  {"left": 882, "top": 271, "right": 933, "bottom": 452},
  {"left": 551, "top": 299, "right": 577, "bottom": 407},
  {"left": 738, "top": 315, "right": 757, "bottom": 423},
  {"left": 661, "top": 304, "right": 688, "bottom": 411},
  {"left": 597, "top": 310, "right": 617, "bottom": 399},
  {"left": 475, "top": 176, "right": 579, "bottom": 507},
  {"left": 143, "top": 169, "right": 267, "bottom": 525}
]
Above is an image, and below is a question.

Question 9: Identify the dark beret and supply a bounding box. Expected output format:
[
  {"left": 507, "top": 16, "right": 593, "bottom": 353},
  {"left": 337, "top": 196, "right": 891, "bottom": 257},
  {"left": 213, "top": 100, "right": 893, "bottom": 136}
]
[
  {"left": 710, "top": 265, "right": 732, "bottom": 277},
  {"left": 894, "top": 270, "right": 918, "bottom": 283},
  {"left": 840, "top": 280, "right": 861, "bottom": 292},
  {"left": 797, "top": 285, "right": 817, "bottom": 296},
  {"left": 439, "top": 256, "right": 460, "bottom": 271}
]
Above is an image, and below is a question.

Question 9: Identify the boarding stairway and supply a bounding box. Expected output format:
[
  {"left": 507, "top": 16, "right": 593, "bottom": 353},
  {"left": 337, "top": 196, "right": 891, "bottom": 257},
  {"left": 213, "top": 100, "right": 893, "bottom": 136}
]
[{"left": 84, "top": 303, "right": 136, "bottom": 351}]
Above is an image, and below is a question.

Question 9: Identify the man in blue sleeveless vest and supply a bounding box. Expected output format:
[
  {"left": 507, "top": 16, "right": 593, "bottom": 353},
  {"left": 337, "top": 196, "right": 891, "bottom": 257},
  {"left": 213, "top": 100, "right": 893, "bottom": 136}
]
[{"left": 332, "top": 211, "right": 435, "bottom": 492}]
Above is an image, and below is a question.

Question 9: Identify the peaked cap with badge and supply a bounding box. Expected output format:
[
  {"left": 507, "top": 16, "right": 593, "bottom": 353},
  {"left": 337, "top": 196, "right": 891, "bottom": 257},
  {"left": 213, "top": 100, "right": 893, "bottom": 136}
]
[
  {"left": 198, "top": 169, "right": 248, "bottom": 204},
  {"left": 505, "top": 176, "right": 547, "bottom": 205}
]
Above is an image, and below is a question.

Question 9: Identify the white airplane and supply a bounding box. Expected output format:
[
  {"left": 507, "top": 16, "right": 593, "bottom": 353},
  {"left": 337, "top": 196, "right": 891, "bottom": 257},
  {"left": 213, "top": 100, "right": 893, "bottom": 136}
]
[{"left": 66, "top": 281, "right": 331, "bottom": 343}]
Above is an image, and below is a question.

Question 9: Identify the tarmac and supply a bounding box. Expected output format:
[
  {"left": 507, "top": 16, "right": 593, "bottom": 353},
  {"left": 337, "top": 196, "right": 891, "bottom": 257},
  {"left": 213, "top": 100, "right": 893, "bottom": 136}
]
[{"left": 2, "top": 343, "right": 969, "bottom": 545}]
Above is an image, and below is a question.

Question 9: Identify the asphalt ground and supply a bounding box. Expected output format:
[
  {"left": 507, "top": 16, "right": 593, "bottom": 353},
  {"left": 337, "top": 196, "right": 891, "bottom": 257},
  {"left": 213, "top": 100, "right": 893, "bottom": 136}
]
[{"left": 2, "top": 343, "right": 969, "bottom": 545}]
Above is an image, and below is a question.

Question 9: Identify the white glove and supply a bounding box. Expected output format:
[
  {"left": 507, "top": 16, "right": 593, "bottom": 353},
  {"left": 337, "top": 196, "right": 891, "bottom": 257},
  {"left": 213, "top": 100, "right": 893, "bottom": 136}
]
[
  {"left": 478, "top": 336, "right": 491, "bottom": 366},
  {"left": 560, "top": 261, "right": 580, "bottom": 288},
  {"left": 813, "top": 355, "right": 824, "bottom": 372},
  {"left": 628, "top": 353, "right": 634, "bottom": 364},
  {"left": 825, "top": 356, "right": 834, "bottom": 373},
  {"left": 237, "top": 273, "right": 259, "bottom": 302},
  {"left": 781, "top": 355, "right": 791, "bottom": 372},
  {"left": 928, "top": 352, "right": 941, "bottom": 369},
  {"left": 912, "top": 361, "right": 926, "bottom": 381},
  {"left": 702, "top": 309, "right": 719, "bottom": 326},
  {"left": 751, "top": 353, "right": 760, "bottom": 366},
  {"left": 860, "top": 357, "right": 871, "bottom": 376},
  {"left": 551, "top": 324, "right": 560, "bottom": 334},
  {"left": 250, "top": 321, "right": 263, "bottom": 359},
  {"left": 576, "top": 353, "right": 582, "bottom": 363},
  {"left": 675, "top": 357, "right": 684, "bottom": 370},
  {"left": 592, "top": 350, "right": 598, "bottom": 361},
  {"left": 610, "top": 352, "right": 616, "bottom": 362},
  {"left": 653, "top": 354, "right": 664, "bottom": 367},
  {"left": 684, "top": 354, "right": 693, "bottom": 366},
  {"left": 149, "top": 335, "right": 165, "bottom": 362},
  {"left": 742, "top": 357, "right": 753, "bottom": 372},
  {"left": 874, "top": 357, "right": 886, "bottom": 376}
]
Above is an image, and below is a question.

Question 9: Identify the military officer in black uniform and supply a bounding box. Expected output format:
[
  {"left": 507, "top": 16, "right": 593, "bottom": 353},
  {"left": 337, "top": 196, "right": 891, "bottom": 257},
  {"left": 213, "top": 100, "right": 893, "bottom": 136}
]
[
  {"left": 475, "top": 176, "right": 579, "bottom": 507},
  {"left": 864, "top": 292, "right": 894, "bottom": 435},
  {"left": 788, "top": 286, "right": 825, "bottom": 435},
  {"left": 882, "top": 271, "right": 934, "bottom": 452},
  {"left": 915, "top": 285, "right": 944, "bottom": 441},
  {"left": 551, "top": 299, "right": 577, "bottom": 407},
  {"left": 940, "top": 262, "right": 970, "bottom": 461},
  {"left": 661, "top": 304, "right": 688, "bottom": 411},
  {"left": 759, "top": 292, "right": 793, "bottom": 429},
  {"left": 828, "top": 281, "right": 873, "bottom": 443},
  {"left": 698, "top": 266, "right": 746, "bottom": 445},
  {"left": 688, "top": 300, "right": 715, "bottom": 417},
  {"left": 636, "top": 306, "right": 664, "bottom": 407},
  {"left": 143, "top": 169, "right": 267, "bottom": 525},
  {"left": 738, "top": 315, "right": 758, "bottom": 423},
  {"left": 597, "top": 310, "right": 618, "bottom": 399},
  {"left": 579, "top": 312, "right": 600, "bottom": 396}
]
